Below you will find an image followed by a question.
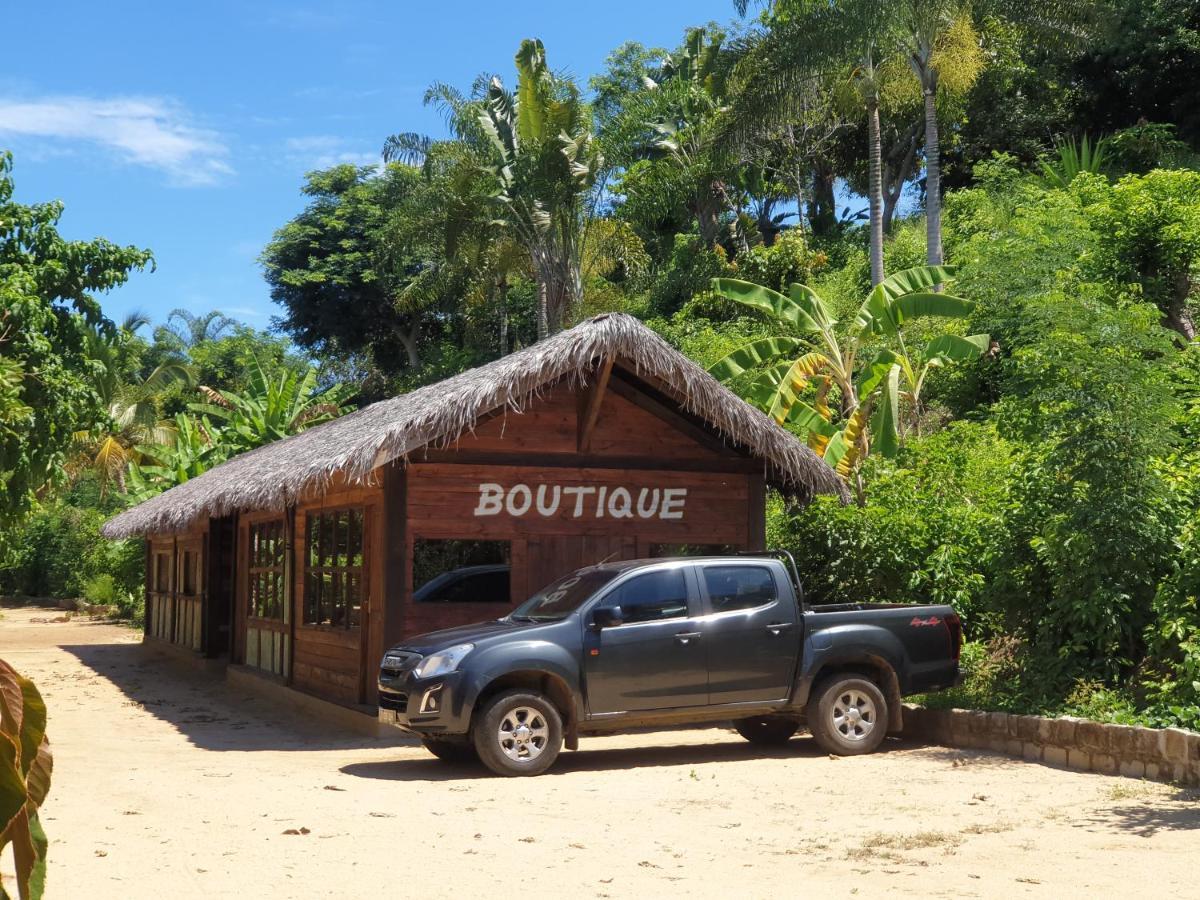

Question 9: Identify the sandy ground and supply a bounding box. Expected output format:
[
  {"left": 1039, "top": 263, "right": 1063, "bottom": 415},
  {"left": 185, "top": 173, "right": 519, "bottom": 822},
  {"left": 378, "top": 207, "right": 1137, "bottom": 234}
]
[{"left": 0, "top": 606, "right": 1197, "bottom": 900}]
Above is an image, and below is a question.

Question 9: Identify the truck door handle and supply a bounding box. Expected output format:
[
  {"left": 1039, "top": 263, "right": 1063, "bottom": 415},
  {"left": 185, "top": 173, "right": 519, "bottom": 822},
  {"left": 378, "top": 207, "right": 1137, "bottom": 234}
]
[
  {"left": 674, "top": 631, "right": 701, "bottom": 645},
  {"left": 766, "top": 623, "right": 793, "bottom": 636}
]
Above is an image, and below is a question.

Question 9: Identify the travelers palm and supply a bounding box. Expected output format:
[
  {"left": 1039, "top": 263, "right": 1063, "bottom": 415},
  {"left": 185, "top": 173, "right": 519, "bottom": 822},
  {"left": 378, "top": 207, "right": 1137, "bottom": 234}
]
[{"left": 479, "top": 39, "right": 604, "bottom": 338}]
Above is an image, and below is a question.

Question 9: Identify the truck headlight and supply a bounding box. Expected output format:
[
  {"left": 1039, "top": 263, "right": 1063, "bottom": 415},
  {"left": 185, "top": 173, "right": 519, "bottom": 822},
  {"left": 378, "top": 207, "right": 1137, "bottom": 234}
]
[{"left": 412, "top": 643, "right": 474, "bottom": 679}]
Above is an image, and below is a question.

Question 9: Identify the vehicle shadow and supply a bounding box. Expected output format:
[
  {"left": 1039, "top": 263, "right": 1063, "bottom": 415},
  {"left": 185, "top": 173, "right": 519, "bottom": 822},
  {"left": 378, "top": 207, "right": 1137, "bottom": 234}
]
[
  {"left": 341, "top": 731, "right": 911, "bottom": 782},
  {"left": 59, "top": 640, "right": 411, "bottom": 753}
]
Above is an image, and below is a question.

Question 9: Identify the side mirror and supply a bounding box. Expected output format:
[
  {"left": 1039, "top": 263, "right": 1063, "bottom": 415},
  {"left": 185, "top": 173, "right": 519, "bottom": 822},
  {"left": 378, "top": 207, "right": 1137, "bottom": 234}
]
[{"left": 592, "top": 606, "right": 624, "bottom": 629}]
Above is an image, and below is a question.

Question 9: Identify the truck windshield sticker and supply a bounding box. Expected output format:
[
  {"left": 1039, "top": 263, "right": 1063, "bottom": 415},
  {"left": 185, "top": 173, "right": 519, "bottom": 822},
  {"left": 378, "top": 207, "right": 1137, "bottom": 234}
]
[{"left": 473, "top": 482, "right": 687, "bottom": 520}]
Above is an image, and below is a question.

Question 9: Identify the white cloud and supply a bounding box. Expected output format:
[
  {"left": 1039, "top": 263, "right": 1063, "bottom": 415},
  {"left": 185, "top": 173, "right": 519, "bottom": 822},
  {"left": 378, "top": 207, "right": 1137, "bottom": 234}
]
[
  {"left": 0, "top": 95, "right": 232, "bottom": 185},
  {"left": 285, "top": 135, "right": 380, "bottom": 171}
]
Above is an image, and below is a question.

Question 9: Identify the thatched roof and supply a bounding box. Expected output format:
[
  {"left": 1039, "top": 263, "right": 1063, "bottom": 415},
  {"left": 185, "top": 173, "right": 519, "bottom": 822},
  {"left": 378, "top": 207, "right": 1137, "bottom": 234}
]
[{"left": 103, "top": 313, "right": 849, "bottom": 538}]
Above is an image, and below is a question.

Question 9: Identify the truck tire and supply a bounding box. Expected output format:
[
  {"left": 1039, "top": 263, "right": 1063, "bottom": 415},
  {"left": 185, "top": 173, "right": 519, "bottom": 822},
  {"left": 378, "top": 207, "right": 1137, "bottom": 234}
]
[
  {"left": 421, "top": 737, "right": 478, "bottom": 764},
  {"left": 472, "top": 689, "right": 563, "bottom": 777},
  {"left": 807, "top": 675, "right": 888, "bottom": 756},
  {"left": 734, "top": 716, "right": 800, "bottom": 746}
]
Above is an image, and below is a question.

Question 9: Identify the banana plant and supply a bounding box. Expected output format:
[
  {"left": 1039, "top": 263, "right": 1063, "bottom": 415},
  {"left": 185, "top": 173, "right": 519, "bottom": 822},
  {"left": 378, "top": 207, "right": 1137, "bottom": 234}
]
[
  {"left": 708, "top": 265, "right": 987, "bottom": 489},
  {"left": 0, "top": 660, "right": 52, "bottom": 900},
  {"left": 188, "top": 357, "right": 355, "bottom": 454}
]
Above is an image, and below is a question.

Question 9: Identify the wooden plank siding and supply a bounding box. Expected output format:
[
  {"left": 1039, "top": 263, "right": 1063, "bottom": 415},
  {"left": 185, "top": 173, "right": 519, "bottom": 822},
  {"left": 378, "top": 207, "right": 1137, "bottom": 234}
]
[
  {"left": 145, "top": 523, "right": 207, "bottom": 654},
  {"left": 292, "top": 483, "right": 384, "bottom": 707}
]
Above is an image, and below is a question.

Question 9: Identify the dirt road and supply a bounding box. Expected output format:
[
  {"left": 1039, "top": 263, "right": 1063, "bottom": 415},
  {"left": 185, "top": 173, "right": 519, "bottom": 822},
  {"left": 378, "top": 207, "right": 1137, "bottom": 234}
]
[{"left": 1, "top": 606, "right": 1196, "bottom": 899}]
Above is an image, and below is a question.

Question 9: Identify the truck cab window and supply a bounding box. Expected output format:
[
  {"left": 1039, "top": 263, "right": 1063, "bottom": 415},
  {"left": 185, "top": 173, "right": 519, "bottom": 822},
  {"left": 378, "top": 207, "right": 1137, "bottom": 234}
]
[
  {"left": 602, "top": 569, "right": 689, "bottom": 624},
  {"left": 703, "top": 566, "right": 777, "bottom": 613}
]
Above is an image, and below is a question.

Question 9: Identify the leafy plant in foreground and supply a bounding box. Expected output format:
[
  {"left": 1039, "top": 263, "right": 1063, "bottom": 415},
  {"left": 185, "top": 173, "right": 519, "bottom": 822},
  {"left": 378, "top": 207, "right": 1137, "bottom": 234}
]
[{"left": 0, "top": 660, "right": 52, "bottom": 900}]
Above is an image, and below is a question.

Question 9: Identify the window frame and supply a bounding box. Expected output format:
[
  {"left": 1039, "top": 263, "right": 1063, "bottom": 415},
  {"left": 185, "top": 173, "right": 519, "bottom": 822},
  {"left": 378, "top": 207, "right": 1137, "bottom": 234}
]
[
  {"left": 697, "top": 563, "right": 781, "bottom": 617},
  {"left": 246, "top": 517, "right": 287, "bottom": 623},
  {"left": 584, "top": 563, "right": 698, "bottom": 628},
  {"left": 301, "top": 504, "right": 367, "bottom": 631}
]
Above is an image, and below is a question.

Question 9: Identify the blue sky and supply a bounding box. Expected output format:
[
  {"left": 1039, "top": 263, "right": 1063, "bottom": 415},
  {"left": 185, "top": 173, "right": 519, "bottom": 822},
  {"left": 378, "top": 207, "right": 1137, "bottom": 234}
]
[{"left": 3, "top": 1, "right": 738, "bottom": 330}]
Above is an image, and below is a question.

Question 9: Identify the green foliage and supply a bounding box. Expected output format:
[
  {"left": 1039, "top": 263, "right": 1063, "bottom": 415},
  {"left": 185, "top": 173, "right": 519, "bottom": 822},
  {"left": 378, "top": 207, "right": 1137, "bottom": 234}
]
[
  {"left": 644, "top": 234, "right": 732, "bottom": 318},
  {"left": 733, "top": 230, "right": 826, "bottom": 293},
  {"left": 0, "top": 151, "right": 153, "bottom": 523},
  {"left": 779, "top": 421, "right": 1011, "bottom": 625},
  {"left": 1035, "top": 134, "right": 1111, "bottom": 189},
  {"left": 0, "top": 488, "right": 143, "bottom": 603},
  {"left": 992, "top": 292, "right": 1177, "bottom": 674}
]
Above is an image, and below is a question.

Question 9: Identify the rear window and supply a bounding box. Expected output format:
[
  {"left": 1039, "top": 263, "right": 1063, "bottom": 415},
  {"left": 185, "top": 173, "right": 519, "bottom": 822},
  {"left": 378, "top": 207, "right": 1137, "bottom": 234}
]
[{"left": 703, "top": 566, "right": 777, "bottom": 613}]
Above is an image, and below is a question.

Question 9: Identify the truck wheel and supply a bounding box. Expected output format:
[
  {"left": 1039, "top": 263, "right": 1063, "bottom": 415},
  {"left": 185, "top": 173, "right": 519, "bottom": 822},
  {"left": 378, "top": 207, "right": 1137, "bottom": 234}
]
[
  {"left": 421, "top": 737, "right": 478, "bottom": 764},
  {"left": 734, "top": 717, "right": 800, "bottom": 746},
  {"left": 472, "top": 689, "right": 563, "bottom": 777},
  {"left": 807, "top": 676, "right": 888, "bottom": 756}
]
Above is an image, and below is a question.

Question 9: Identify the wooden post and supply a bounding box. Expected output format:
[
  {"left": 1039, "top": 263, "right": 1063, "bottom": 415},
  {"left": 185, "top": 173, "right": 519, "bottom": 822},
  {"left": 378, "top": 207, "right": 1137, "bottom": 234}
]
[
  {"left": 747, "top": 473, "right": 766, "bottom": 551},
  {"left": 142, "top": 540, "right": 151, "bottom": 639},
  {"left": 285, "top": 505, "right": 296, "bottom": 685},
  {"left": 382, "top": 460, "right": 407, "bottom": 649}
]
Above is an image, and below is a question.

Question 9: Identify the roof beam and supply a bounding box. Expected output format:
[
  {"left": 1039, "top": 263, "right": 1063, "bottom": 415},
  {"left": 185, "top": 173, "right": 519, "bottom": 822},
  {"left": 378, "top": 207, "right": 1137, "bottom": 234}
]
[{"left": 576, "top": 355, "right": 615, "bottom": 453}]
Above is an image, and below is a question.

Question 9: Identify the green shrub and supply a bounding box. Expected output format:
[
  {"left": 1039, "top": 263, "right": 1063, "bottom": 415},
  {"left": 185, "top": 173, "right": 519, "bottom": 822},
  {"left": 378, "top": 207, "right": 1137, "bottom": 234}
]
[{"left": 82, "top": 573, "right": 118, "bottom": 606}]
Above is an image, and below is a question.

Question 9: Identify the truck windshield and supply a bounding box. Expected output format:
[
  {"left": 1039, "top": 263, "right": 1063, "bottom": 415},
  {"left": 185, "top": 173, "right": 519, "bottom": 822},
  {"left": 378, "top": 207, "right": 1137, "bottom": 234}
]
[{"left": 509, "top": 569, "right": 621, "bottom": 622}]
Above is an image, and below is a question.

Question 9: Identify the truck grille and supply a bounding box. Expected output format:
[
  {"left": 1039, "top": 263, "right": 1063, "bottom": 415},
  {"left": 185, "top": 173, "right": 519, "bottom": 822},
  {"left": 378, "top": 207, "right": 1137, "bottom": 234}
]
[{"left": 378, "top": 692, "right": 408, "bottom": 712}]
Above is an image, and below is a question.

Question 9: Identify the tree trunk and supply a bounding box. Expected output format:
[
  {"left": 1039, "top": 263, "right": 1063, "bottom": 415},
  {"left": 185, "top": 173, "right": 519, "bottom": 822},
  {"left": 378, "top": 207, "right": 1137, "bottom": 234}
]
[
  {"left": 1165, "top": 271, "right": 1197, "bottom": 340},
  {"left": 696, "top": 190, "right": 721, "bottom": 250},
  {"left": 866, "top": 97, "right": 885, "bottom": 286},
  {"left": 497, "top": 273, "right": 509, "bottom": 356},
  {"left": 395, "top": 321, "right": 421, "bottom": 370},
  {"left": 810, "top": 167, "right": 837, "bottom": 236},
  {"left": 536, "top": 279, "right": 549, "bottom": 342},
  {"left": 923, "top": 79, "right": 943, "bottom": 269}
]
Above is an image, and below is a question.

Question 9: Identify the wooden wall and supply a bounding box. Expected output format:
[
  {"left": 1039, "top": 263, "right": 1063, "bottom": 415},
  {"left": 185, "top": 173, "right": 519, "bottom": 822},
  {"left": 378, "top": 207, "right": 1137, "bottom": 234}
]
[
  {"left": 145, "top": 523, "right": 207, "bottom": 653},
  {"left": 390, "top": 369, "right": 766, "bottom": 641},
  {"left": 291, "top": 482, "right": 384, "bottom": 707}
]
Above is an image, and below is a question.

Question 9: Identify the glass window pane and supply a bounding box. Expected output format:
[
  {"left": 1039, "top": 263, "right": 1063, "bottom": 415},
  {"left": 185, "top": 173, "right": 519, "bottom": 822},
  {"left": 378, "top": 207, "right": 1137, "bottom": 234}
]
[{"left": 702, "top": 566, "right": 778, "bottom": 613}]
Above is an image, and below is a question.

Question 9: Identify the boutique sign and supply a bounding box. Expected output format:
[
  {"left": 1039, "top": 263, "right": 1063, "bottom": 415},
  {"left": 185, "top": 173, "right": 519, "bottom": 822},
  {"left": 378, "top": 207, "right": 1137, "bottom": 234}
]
[{"left": 473, "top": 482, "right": 688, "bottom": 521}]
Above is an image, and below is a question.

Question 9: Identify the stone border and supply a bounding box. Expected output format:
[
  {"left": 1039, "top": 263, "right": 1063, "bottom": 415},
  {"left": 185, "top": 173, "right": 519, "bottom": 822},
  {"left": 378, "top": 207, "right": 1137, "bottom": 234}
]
[{"left": 901, "top": 704, "right": 1200, "bottom": 786}]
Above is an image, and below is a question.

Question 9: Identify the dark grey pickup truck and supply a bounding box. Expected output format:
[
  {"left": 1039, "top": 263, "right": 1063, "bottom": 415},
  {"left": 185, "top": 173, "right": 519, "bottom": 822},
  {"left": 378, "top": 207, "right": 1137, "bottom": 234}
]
[{"left": 378, "top": 553, "right": 962, "bottom": 776}]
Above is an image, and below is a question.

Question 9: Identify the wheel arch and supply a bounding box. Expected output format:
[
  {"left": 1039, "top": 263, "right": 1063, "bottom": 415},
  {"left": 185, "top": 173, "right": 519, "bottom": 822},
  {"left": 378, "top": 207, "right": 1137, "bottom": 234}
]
[
  {"left": 809, "top": 655, "right": 903, "bottom": 732},
  {"left": 473, "top": 670, "right": 580, "bottom": 750}
]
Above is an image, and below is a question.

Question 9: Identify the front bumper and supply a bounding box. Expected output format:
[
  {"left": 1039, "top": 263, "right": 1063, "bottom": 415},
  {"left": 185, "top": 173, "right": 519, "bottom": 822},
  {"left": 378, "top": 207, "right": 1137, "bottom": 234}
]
[{"left": 377, "top": 668, "right": 471, "bottom": 736}]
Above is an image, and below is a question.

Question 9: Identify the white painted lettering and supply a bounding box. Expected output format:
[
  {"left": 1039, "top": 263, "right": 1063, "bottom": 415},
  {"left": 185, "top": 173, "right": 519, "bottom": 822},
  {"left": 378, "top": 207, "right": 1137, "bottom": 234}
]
[
  {"left": 562, "top": 486, "right": 595, "bottom": 517},
  {"left": 608, "top": 487, "right": 633, "bottom": 519},
  {"left": 660, "top": 488, "right": 687, "bottom": 519},
  {"left": 595, "top": 486, "right": 608, "bottom": 517},
  {"left": 535, "top": 484, "right": 562, "bottom": 516},
  {"left": 474, "top": 483, "right": 505, "bottom": 516},
  {"left": 636, "top": 488, "right": 660, "bottom": 519},
  {"left": 505, "top": 484, "right": 533, "bottom": 516}
]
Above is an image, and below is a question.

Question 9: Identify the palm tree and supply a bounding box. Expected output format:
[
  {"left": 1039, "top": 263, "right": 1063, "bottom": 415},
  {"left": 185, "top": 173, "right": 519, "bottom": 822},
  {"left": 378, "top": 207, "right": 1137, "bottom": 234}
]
[
  {"left": 478, "top": 39, "right": 604, "bottom": 338},
  {"left": 634, "top": 28, "right": 738, "bottom": 250},
  {"left": 734, "top": 1, "right": 896, "bottom": 284},
  {"left": 70, "top": 331, "right": 193, "bottom": 496},
  {"left": 165, "top": 308, "right": 237, "bottom": 347}
]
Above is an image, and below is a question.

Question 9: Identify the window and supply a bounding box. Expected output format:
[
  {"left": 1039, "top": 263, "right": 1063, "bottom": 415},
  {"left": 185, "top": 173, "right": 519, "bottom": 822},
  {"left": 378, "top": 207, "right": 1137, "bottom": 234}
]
[
  {"left": 413, "top": 539, "right": 511, "bottom": 604},
  {"left": 154, "top": 551, "right": 172, "bottom": 592},
  {"left": 248, "top": 519, "right": 286, "bottom": 620},
  {"left": 703, "top": 566, "right": 777, "bottom": 613},
  {"left": 181, "top": 550, "right": 197, "bottom": 595},
  {"left": 601, "top": 569, "right": 689, "bottom": 624},
  {"left": 303, "top": 507, "right": 365, "bottom": 628}
]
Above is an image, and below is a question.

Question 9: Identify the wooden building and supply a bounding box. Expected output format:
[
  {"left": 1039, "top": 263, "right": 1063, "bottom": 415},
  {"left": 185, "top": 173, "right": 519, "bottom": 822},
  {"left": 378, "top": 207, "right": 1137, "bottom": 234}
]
[{"left": 103, "top": 314, "right": 847, "bottom": 712}]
